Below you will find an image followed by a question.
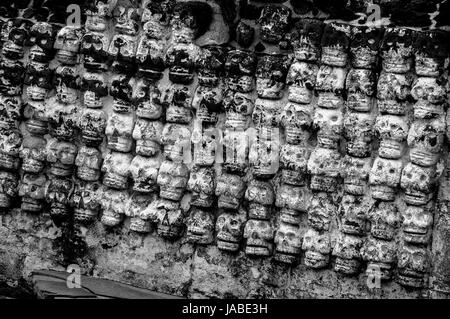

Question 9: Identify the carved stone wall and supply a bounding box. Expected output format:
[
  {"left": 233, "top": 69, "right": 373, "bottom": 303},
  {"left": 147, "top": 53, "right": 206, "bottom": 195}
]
[{"left": 0, "top": 0, "right": 450, "bottom": 299}]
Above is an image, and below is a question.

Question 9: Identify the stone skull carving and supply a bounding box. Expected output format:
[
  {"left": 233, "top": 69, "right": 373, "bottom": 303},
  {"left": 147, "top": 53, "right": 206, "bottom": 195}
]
[
  {"left": 45, "top": 101, "right": 79, "bottom": 142},
  {"left": 244, "top": 219, "right": 275, "bottom": 257},
  {"left": 280, "top": 144, "right": 310, "bottom": 187},
  {"left": 361, "top": 236, "right": 397, "bottom": 280},
  {"left": 313, "top": 107, "right": 343, "bottom": 149},
  {"left": 29, "top": 22, "right": 56, "bottom": 62},
  {"left": 215, "top": 208, "right": 247, "bottom": 252},
  {"left": 320, "top": 23, "right": 350, "bottom": 67},
  {"left": 342, "top": 155, "right": 372, "bottom": 195},
  {"left": 369, "top": 157, "right": 403, "bottom": 201},
  {"left": 110, "top": 74, "right": 134, "bottom": 113},
  {"left": 258, "top": 4, "right": 291, "bottom": 44},
  {"left": 345, "top": 68, "right": 377, "bottom": 112},
  {"left": 397, "top": 244, "right": 430, "bottom": 288},
  {"left": 18, "top": 173, "right": 47, "bottom": 213},
  {"left": 411, "top": 77, "right": 446, "bottom": 105},
  {"left": 222, "top": 130, "right": 249, "bottom": 175},
  {"left": 192, "top": 127, "right": 218, "bottom": 167},
  {"left": 280, "top": 102, "right": 312, "bottom": 145},
  {"left": 19, "top": 136, "right": 47, "bottom": 174},
  {"left": 275, "top": 184, "right": 310, "bottom": 215},
  {"left": 54, "top": 65, "right": 80, "bottom": 105},
  {"left": 332, "top": 233, "right": 364, "bottom": 275},
  {"left": 245, "top": 179, "right": 274, "bottom": 220},
  {"left": 132, "top": 118, "right": 163, "bottom": 157},
  {"left": 414, "top": 30, "right": 448, "bottom": 77},
  {"left": 113, "top": 6, "right": 140, "bottom": 36},
  {"left": 286, "top": 61, "right": 318, "bottom": 105},
  {"left": 290, "top": 19, "right": 323, "bottom": 62},
  {"left": 157, "top": 160, "right": 189, "bottom": 201},
  {"left": 401, "top": 163, "right": 436, "bottom": 206},
  {"left": 129, "top": 155, "right": 161, "bottom": 193},
  {"left": 274, "top": 221, "right": 302, "bottom": 264},
  {"left": 75, "top": 146, "right": 103, "bottom": 182},
  {"left": 0, "top": 171, "right": 18, "bottom": 209},
  {"left": 134, "top": 81, "right": 163, "bottom": 120},
  {"left": 1, "top": 18, "right": 31, "bottom": 60},
  {"left": 367, "top": 202, "right": 401, "bottom": 241},
  {"left": 148, "top": 198, "right": 185, "bottom": 239},
  {"left": 81, "top": 31, "right": 110, "bottom": 71},
  {"left": 215, "top": 172, "right": 246, "bottom": 210},
  {"left": 307, "top": 147, "right": 342, "bottom": 192},
  {"left": 186, "top": 208, "right": 215, "bottom": 245},
  {"left": 161, "top": 123, "right": 191, "bottom": 162},
  {"left": 100, "top": 187, "right": 129, "bottom": 227},
  {"left": 71, "top": 180, "right": 102, "bottom": 223},
  {"left": 101, "top": 151, "right": 132, "bottom": 190},
  {"left": 307, "top": 192, "right": 335, "bottom": 232},
  {"left": 165, "top": 42, "right": 200, "bottom": 84},
  {"left": 196, "top": 45, "right": 227, "bottom": 87},
  {"left": 81, "top": 71, "right": 108, "bottom": 108},
  {"left": 339, "top": 195, "right": 367, "bottom": 236},
  {"left": 79, "top": 108, "right": 107, "bottom": 147},
  {"left": 136, "top": 24, "right": 166, "bottom": 80},
  {"left": 45, "top": 177, "right": 74, "bottom": 219},
  {"left": 380, "top": 27, "right": 415, "bottom": 74},
  {"left": 0, "top": 95, "right": 22, "bottom": 130},
  {"left": 85, "top": 0, "right": 112, "bottom": 32},
  {"left": 377, "top": 71, "right": 413, "bottom": 115},
  {"left": 24, "top": 101, "right": 48, "bottom": 136},
  {"left": 225, "top": 49, "right": 257, "bottom": 93},
  {"left": 407, "top": 117, "right": 445, "bottom": 167},
  {"left": 315, "top": 65, "right": 347, "bottom": 108},
  {"left": 109, "top": 8, "right": 139, "bottom": 66},
  {"left": 126, "top": 193, "right": 155, "bottom": 233},
  {"left": 105, "top": 112, "right": 135, "bottom": 153},
  {"left": 192, "top": 85, "right": 223, "bottom": 124},
  {"left": 344, "top": 111, "right": 374, "bottom": 158},
  {"left": 401, "top": 204, "right": 433, "bottom": 245},
  {"left": 0, "top": 59, "right": 25, "bottom": 96},
  {"left": 223, "top": 90, "right": 254, "bottom": 130},
  {"left": 255, "top": 54, "right": 290, "bottom": 100},
  {"left": 350, "top": 26, "right": 383, "bottom": 69},
  {"left": 252, "top": 99, "right": 282, "bottom": 128},
  {"left": 24, "top": 61, "right": 53, "bottom": 101},
  {"left": 302, "top": 228, "right": 331, "bottom": 269},
  {"left": 249, "top": 135, "right": 280, "bottom": 179},
  {"left": 46, "top": 139, "right": 78, "bottom": 177},
  {"left": 187, "top": 166, "right": 216, "bottom": 208},
  {"left": 54, "top": 26, "right": 84, "bottom": 65},
  {"left": 162, "top": 84, "right": 193, "bottom": 124},
  {"left": 374, "top": 115, "right": 409, "bottom": 159},
  {"left": 0, "top": 129, "right": 22, "bottom": 171}
]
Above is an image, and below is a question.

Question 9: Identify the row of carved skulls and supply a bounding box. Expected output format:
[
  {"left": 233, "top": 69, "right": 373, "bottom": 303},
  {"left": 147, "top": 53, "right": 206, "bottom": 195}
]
[
  {"left": 2, "top": 15, "right": 448, "bottom": 98},
  {"left": 0, "top": 124, "right": 443, "bottom": 203},
  {"left": 0, "top": 165, "right": 429, "bottom": 287}
]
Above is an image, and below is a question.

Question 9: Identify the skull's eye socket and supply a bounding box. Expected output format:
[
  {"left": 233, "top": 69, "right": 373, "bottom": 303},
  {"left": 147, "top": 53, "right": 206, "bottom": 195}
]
[
  {"left": 230, "top": 220, "right": 238, "bottom": 226},
  {"left": 330, "top": 115, "right": 338, "bottom": 122},
  {"left": 428, "top": 136, "right": 437, "bottom": 147}
]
